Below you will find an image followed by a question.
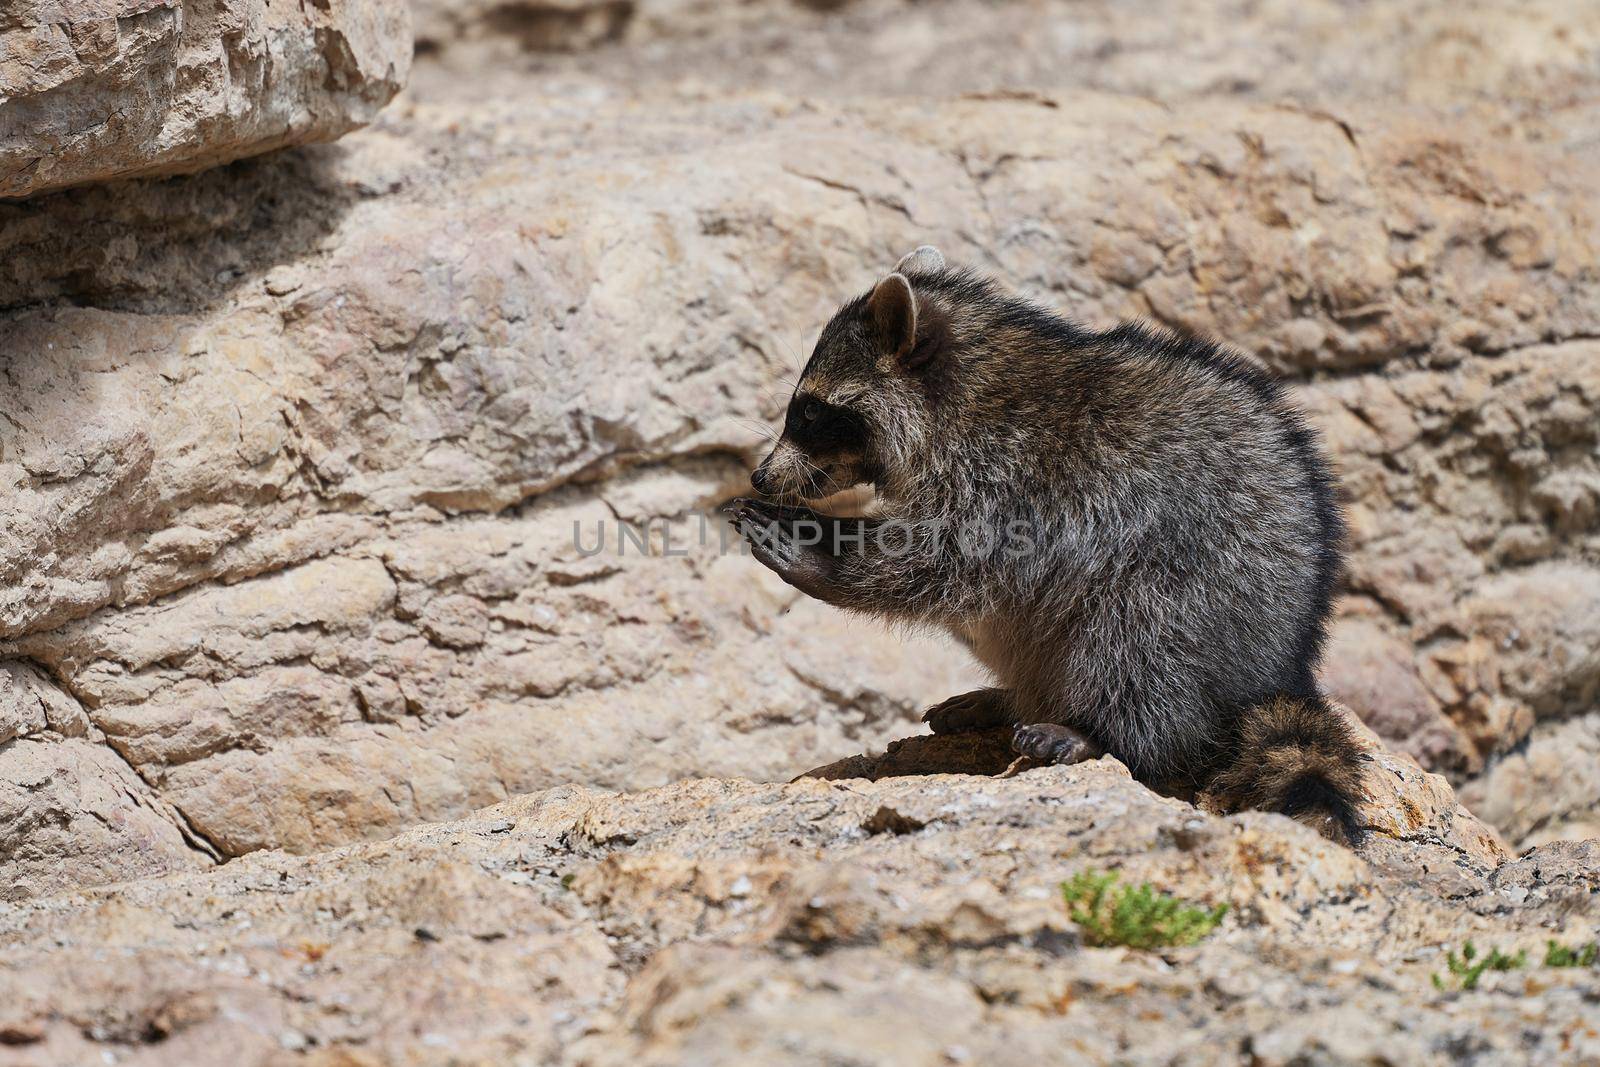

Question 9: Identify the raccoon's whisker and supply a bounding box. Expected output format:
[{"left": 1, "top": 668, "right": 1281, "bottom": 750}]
[
  {"left": 731, "top": 417, "right": 779, "bottom": 444},
  {"left": 761, "top": 383, "right": 797, "bottom": 409},
  {"left": 776, "top": 336, "right": 806, "bottom": 379}
]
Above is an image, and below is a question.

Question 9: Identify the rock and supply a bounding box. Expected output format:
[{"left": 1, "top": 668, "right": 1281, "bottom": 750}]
[
  {"left": 2, "top": 0, "right": 1599, "bottom": 891},
  {"left": 0, "top": 660, "right": 84, "bottom": 743},
  {"left": 0, "top": 0, "right": 411, "bottom": 199},
  {"left": 0, "top": 735, "right": 213, "bottom": 902},
  {"left": 413, "top": 0, "right": 641, "bottom": 53},
  {"left": 1460, "top": 712, "right": 1600, "bottom": 847},
  {"left": 1458, "top": 566, "right": 1600, "bottom": 722},
  {"left": 1303, "top": 341, "right": 1600, "bottom": 834},
  {"left": 411, "top": 0, "right": 1600, "bottom": 118},
  {"left": 800, "top": 727, "right": 1021, "bottom": 781},
  {"left": 1356, "top": 747, "right": 1510, "bottom": 896},
  {"left": 1493, "top": 839, "right": 1600, "bottom": 901},
  {"left": 0, "top": 755, "right": 1593, "bottom": 1066},
  {"left": 1319, "top": 617, "right": 1471, "bottom": 772},
  {"left": 0, "top": 660, "right": 217, "bottom": 899},
  {"left": 802, "top": 719, "right": 1512, "bottom": 889}
]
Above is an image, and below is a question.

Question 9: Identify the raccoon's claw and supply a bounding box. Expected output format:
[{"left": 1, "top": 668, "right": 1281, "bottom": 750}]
[
  {"left": 732, "top": 500, "right": 795, "bottom": 553},
  {"left": 730, "top": 499, "right": 838, "bottom": 599},
  {"left": 1011, "top": 723, "right": 1104, "bottom": 766},
  {"left": 727, "top": 497, "right": 820, "bottom": 525},
  {"left": 733, "top": 506, "right": 796, "bottom": 567},
  {"left": 924, "top": 689, "right": 1011, "bottom": 734}
]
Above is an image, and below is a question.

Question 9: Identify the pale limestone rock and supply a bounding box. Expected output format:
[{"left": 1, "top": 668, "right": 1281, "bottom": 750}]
[
  {"left": 0, "top": 662, "right": 213, "bottom": 900},
  {"left": 411, "top": 0, "right": 1600, "bottom": 118},
  {"left": 0, "top": 736, "right": 212, "bottom": 902},
  {"left": 0, "top": 0, "right": 411, "bottom": 199},
  {"left": 802, "top": 717, "right": 1512, "bottom": 886},
  {"left": 1, "top": 0, "right": 1599, "bottom": 894},
  {"left": 1462, "top": 712, "right": 1600, "bottom": 847},
  {"left": 0, "top": 757, "right": 1592, "bottom": 1066}
]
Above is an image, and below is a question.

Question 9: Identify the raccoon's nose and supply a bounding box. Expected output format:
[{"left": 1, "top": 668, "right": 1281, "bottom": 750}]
[{"left": 750, "top": 465, "right": 774, "bottom": 495}]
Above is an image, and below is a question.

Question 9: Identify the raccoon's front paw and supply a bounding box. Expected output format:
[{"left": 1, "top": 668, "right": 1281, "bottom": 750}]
[
  {"left": 924, "top": 688, "right": 1011, "bottom": 734},
  {"left": 729, "top": 498, "right": 818, "bottom": 569},
  {"left": 728, "top": 498, "right": 838, "bottom": 600},
  {"left": 728, "top": 497, "right": 820, "bottom": 526},
  {"left": 1011, "top": 723, "right": 1104, "bottom": 766}
]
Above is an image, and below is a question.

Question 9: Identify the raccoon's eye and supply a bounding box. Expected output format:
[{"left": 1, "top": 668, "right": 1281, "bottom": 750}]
[{"left": 803, "top": 400, "right": 822, "bottom": 422}]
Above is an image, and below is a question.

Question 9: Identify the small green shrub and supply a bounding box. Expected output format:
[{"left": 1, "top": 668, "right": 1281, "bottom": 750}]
[
  {"left": 1432, "top": 942, "right": 1528, "bottom": 990},
  {"left": 1060, "top": 870, "right": 1227, "bottom": 950},
  {"left": 1543, "top": 940, "right": 1599, "bottom": 969},
  {"left": 1431, "top": 939, "right": 1600, "bottom": 990}
]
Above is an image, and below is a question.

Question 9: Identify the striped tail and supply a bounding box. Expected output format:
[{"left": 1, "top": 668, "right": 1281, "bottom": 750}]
[{"left": 1209, "top": 694, "right": 1369, "bottom": 844}]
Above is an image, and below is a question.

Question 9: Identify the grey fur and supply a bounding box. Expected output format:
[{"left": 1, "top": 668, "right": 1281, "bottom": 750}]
[{"left": 736, "top": 249, "right": 1364, "bottom": 832}]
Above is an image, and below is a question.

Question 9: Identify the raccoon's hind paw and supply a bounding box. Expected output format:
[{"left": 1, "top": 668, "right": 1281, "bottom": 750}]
[
  {"left": 1011, "top": 723, "right": 1104, "bottom": 766},
  {"left": 924, "top": 688, "right": 1011, "bottom": 734}
]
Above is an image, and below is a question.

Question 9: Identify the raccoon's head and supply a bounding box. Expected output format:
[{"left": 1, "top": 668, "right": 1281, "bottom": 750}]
[{"left": 752, "top": 246, "right": 951, "bottom": 502}]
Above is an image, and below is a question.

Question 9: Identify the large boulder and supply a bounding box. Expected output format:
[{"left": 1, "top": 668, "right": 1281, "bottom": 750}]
[
  {"left": 1, "top": 0, "right": 1597, "bottom": 894},
  {"left": 3, "top": 85, "right": 1599, "bottom": 890},
  {"left": 0, "top": 0, "right": 411, "bottom": 199}
]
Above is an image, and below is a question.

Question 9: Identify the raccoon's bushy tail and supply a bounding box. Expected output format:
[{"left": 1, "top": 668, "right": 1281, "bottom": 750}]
[{"left": 1210, "top": 694, "right": 1369, "bottom": 844}]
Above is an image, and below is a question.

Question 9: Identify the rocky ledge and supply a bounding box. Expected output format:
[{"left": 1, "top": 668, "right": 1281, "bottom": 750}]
[
  {"left": 0, "top": 0, "right": 411, "bottom": 199},
  {"left": 2, "top": 736, "right": 1595, "bottom": 1066}
]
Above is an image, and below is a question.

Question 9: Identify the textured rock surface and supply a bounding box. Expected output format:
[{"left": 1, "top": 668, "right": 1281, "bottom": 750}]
[
  {"left": 0, "top": 662, "right": 214, "bottom": 902},
  {"left": 411, "top": 0, "right": 1600, "bottom": 114},
  {"left": 2, "top": 0, "right": 1599, "bottom": 896},
  {"left": 0, "top": 0, "right": 411, "bottom": 199},
  {"left": 1, "top": 750, "right": 1593, "bottom": 1066}
]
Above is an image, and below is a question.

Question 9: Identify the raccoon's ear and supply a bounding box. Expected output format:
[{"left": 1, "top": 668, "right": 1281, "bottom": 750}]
[
  {"left": 868, "top": 272, "right": 918, "bottom": 363},
  {"left": 894, "top": 245, "right": 945, "bottom": 275},
  {"left": 870, "top": 272, "right": 950, "bottom": 374}
]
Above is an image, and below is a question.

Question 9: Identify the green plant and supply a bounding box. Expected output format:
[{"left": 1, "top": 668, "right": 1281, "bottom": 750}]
[
  {"left": 1543, "top": 940, "right": 1599, "bottom": 969},
  {"left": 1430, "top": 939, "right": 1600, "bottom": 990},
  {"left": 1432, "top": 942, "right": 1528, "bottom": 991},
  {"left": 1060, "top": 870, "right": 1227, "bottom": 950}
]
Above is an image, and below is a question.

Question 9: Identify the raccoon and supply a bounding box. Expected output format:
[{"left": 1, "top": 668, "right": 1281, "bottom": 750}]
[{"left": 731, "top": 246, "right": 1367, "bottom": 842}]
